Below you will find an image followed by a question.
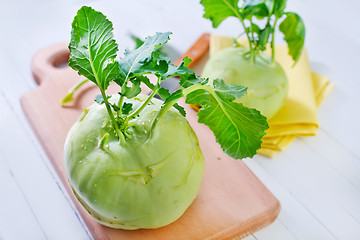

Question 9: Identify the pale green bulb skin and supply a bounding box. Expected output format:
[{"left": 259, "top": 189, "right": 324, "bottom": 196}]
[
  {"left": 64, "top": 95, "right": 204, "bottom": 229},
  {"left": 202, "top": 47, "right": 288, "bottom": 119}
]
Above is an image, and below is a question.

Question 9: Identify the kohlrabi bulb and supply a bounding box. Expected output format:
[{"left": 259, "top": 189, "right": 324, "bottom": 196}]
[
  {"left": 202, "top": 47, "right": 288, "bottom": 119},
  {"left": 64, "top": 95, "right": 204, "bottom": 229}
]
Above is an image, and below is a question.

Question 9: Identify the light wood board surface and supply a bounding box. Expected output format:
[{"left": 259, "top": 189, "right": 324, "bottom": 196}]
[{"left": 20, "top": 41, "right": 279, "bottom": 239}]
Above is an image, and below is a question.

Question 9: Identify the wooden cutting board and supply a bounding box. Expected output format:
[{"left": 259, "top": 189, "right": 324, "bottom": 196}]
[{"left": 20, "top": 34, "right": 280, "bottom": 240}]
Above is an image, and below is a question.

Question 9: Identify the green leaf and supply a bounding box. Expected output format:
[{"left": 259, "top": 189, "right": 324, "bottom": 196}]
[
  {"left": 185, "top": 87, "right": 268, "bottom": 159},
  {"left": 200, "top": 0, "right": 241, "bottom": 28},
  {"left": 130, "top": 34, "right": 145, "bottom": 49},
  {"left": 68, "top": 6, "right": 120, "bottom": 90},
  {"left": 212, "top": 79, "right": 247, "bottom": 101},
  {"left": 166, "top": 89, "right": 186, "bottom": 117},
  {"left": 279, "top": 12, "right": 305, "bottom": 64},
  {"left": 137, "top": 75, "right": 156, "bottom": 90},
  {"left": 250, "top": 23, "right": 261, "bottom": 35},
  {"left": 273, "top": 0, "right": 287, "bottom": 17},
  {"left": 157, "top": 87, "right": 171, "bottom": 100},
  {"left": 173, "top": 103, "right": 186, "bottom": 117},
  {"left": 136, "top": 53, "right": 169, "bottom": 78},
  {"left": 163, "top": 57, "right": 195, "bottom": 80},
  {"left": 258, "top": 23, "right": 272, "bottom": 50},
  {"left": 179, "top": 76, "right": 208, "bottom": 88},
  {"left": 165, "top": 89, "right": 184, "bottom": 104},
  {"left": 157, "top": 88, "right": 186, "bottom": 117},
  {"left": 122, "top": 102, "right": 133, "bottom": 115},
  {"left": 111, "top": 104, "right": 120, "bottom": 112},
  {"left": 118, "top": 32, "right": 172, "bottom": 80},
  {"left": 121, "top": 78, "right": 142, "bottom": 99},
  {"left": 243, "top": 0, "right": 274, "bottom": 19},
  {"left": 131, "top": 34, "right": 169, "bottom": 59}
]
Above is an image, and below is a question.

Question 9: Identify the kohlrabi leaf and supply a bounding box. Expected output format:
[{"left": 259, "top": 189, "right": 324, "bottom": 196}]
[
  {"left": 121, "top": 78, "right": 142, "bottom": 98},
  {"left": 243, "top": 0, "right": 274, "bottom": 19},
  {"left": 135, "top": 52, "right": 169, "bottom": 78},
  {"left": 163, "top": 57, "right": 195, "bottom": 80},
  {"left": 186, "top": 87, "right": 268, "bottom": 159},
  {"left": 174, "top": 105, "right": 186, "bottom": 117},
  {"left": 201, "top": 0, "right": 305, "bottom": 65},
  {"left": 250, "top": 23, "right": 261, "bottom": 35},
  {"left": 212, "top": 78, "right": 247, "bottom": 101},
  {"left": 131, "top": 33, "right": 169, "bottom": 59},
  {"left": 122, "top": 102, "right": 133, "bottom": 115},
  {"left": 201, "top": 0, "right": 241, "bottom": 28},
  {"left": 273, "top": 0, "right": 287, "bottom": 17},
  {"left": 157, "top": 87, "right": 171, "bottom": 100},
  {"left": 137, "top": 75, "right": 156, "bottom": 90},
  {"left": 111, "top": 104, "right": 120, "bottom": 112},
  {"left": 258, "top": 23, "right": 272, "bottom": 50},
  {"left": 179, "top": 76, "right": 208, "bottom": 88},
  {"left": 69, "top": 6, "right": 120, "bottom": 91},
  {"left": 157, "top": 88, "right": 186, "bottom": 116},
  {"left": 164, "top": 89, "right": 184, "bottom": 104},
  {"left": 279, "top": 12, "right": 305, "bottom": 64},
  {"left": 130, "top": 34, "right": 145, "bottom": 49},
  {"left": 167, "top": 89, "right": 186, "bottom": 117},
  {"left": 118, "top": 32, "right": 172, "bottom": 80}
]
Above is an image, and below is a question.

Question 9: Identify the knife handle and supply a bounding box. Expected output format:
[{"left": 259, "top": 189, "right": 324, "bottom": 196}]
[{"left": 174, "top": 33, "right": 210, "bottom": 68}]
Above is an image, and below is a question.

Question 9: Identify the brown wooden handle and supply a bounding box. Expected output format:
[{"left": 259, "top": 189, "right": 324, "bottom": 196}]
[
  {"left": 31, "top": 43, "right": 70, "bottom": 85},
  {"left": 174, "top": 33, "right": 210, "bottom": 68}
]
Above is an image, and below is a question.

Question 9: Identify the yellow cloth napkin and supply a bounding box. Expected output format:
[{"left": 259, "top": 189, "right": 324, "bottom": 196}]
[{"left": 208, "top": 35, "right": 334, "bottom": 157}]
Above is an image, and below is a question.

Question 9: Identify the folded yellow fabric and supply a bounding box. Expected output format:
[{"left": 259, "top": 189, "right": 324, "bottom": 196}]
[
  {"left": 258, "top": 73, "right": 334, "bottom": 157},
  {"left": 208, "top": 35, "right": 334, "bottom": 157}
]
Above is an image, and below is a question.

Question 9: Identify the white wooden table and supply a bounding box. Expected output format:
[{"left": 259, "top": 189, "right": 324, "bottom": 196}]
[{"left": 0, "top": 0, "right": 359, "bottom": 239}]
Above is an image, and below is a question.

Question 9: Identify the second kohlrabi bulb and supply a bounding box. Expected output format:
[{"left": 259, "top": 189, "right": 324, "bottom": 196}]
[{"left": 202, "top": 47, "right": 288, "bottom": 119}]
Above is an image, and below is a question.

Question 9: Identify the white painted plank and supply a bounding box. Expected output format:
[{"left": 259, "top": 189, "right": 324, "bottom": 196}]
[
  {"left": 301, "top": 128, "right": 360, "bottom": 191},
  {"left": 0, "top": 91, "right": 91, "bottom": 240},
  {"left": 245, "top": 158, "right": 337, "bottom": 240},
  {"left": 0, "top": 154, "right": 46, "bottom": 240},
  {"left": 254, "top": 142, "right": 360, "bottom": 240},
  {"left": 292, "top": 137, "right": 360, "bottom": 224},
  {"left": 242, "top": 234, "right": 257, "bottom": 240},
  {"left": 253, "top": 220, "right": 297, "bottom": 240},
  {"left": 0, "top": 11, "right": 91, "bottom": 237}
]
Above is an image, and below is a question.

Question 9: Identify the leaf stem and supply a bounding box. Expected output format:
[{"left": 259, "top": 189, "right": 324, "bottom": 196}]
[
  {"left": 118, "top": 93, "right": 124, "bottom": 117},
  {"left": 222, "top": 0, "right": 253, "bottom": 53},
  {"left": 249, "top": 18, "right": 257, "bottom": 64},
  {"left": 271, "top": 17, "right": 279, "bottom": 64},
  {"left": 250, "top": 18, "right": 255, "bottom": 42},
  {"left": 122, "top": 88, "right": 158, "bottom": 127},
  {"left": 239, "top": 18, "right": 255, "bottom": 62},
  {"left": 150, "top": 84, "right": 204, "bottom": 134},
  {"left": 100, "top": 90, "right": 125, "bottom": 142},
  {"left": 61, "top": 79, "right": 89, "bottom": 105}
]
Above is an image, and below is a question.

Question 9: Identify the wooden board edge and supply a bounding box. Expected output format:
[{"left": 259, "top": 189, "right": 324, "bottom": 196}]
[{"left": 208, "top": 197, "right": 280, "bottom": 240}]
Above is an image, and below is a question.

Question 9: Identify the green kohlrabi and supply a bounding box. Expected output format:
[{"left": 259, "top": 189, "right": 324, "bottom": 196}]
[
  {"left": 200, "top": 0, "right": 305, "bottom": 119},
  {"left": 65, "top": 6, "right": 268, "bottom": 230}
]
